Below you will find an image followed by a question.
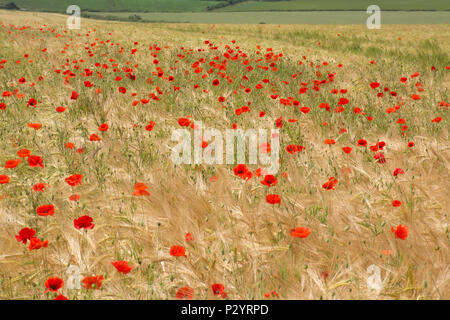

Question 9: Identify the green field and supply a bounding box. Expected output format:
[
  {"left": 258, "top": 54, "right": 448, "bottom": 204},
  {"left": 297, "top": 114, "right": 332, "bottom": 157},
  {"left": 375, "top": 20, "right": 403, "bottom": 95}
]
[
  {"left": 85, "top": 11, "right": 450, "bottom": 24},
  {"left": 0, "top": 0, "right": 222, "bottom": 12},
  {"left": 219, "top": 0, "right": 450, "bottom": 12},
  {"left": 1, "top": 0, "right": 449, "bottom": 13}
]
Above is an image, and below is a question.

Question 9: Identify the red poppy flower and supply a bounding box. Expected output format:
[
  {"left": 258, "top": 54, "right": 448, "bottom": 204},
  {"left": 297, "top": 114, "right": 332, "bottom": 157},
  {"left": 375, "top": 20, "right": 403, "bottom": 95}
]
[
  {"left": 17, "top": 149, "right": 31, "bottom": 158},
  {"left": 266, "top": 194, "right": 281, "bottom": 205},
  {"left": 254, "top": 168, "right": 267, "bottom": 177},
  {"left": 324, "top": 139, "right": 335, "bottom": 145},
  {"left": 178, "top": 117, "right": 191, "bottom": 127},
  {"left": 300, "top": 106, "right": 311, "bottom": 114},
  {"left": 233, "top": 164, "right": 252, "bottom": 181},
  {"left": 393, "top": 168, "right": 405, "bottom": 176},
  {"left": 338, "top": 97, "right": 349, "bottom": 105},
  {"left": 132, "top": 182, "right": 150, "bottom": 196},
  {"left": 392, "top": 200, "right": 402, "bottom": 207},
  {"left": 211, "top": 283, "right": 227, "bottom": 298},
  {"left": 44, "top": 277, "right": 63, "bottom": 293},
  {"left": 15, "top": 227, "right": 36, "bottom": 244},
  {"left": 322, "top": 177, "right": 338, "bottom": 190},
  {"left": 145, "top": 121, "right": 156, "bottom": 131},
  {"left": 259, "top": 142, "right": 271, "bottom": 154},
  {"left": 27, "top": 123, "right": 42, "bottom": 130},
  {"left": 82, "top": 275, "right": 104, "bottom": 289},
  {"left": 32, "top": 183, "right": 50, "bottom": 192},
  {"left": 27, "top": 98, "right": 37, "bottom": 107},
  {"left": 74, "top": 215, "right": 95, "bottom": 230},
  {"left": 54, "top": 295, "right": 68, "bottom": 300},
  {"left": 290, "top": 227, "right": 311, "bottom": 239},
  {"left": 170, "top": 245, "right": 187, "bottom": 257},
  {"left": 261, "top": 175, "right": 277, "bottom": 187},
  {"left": 89, "top": 133, "right": 101, "bottom": 141},
  {"left": 212, "top": 79, "right": 220, "bottom": 86},
  {"left": 373, "top": 152, "right": 386, "bottom": 164},
  {"left": 55, "top": 106, "right": 66, "bottom": 112},
  {"left": 286, "top": 144, "right": 304, "bottom": 154},
  {"left": 370, "top": 82, "right": 380, "bottom": 89},
  {"left": 71, "top": 91, "right": 79, "bottom": 100},
  {"left": 28, "top": 155, "right": 44, "bottom": 168},
  {"left": 431, "top": 116, "right": 442, "bottom": 123},
  {"left": 36, "top": 204, "right": 55, "bottom": 216},
  {"left": 176, "top": 287, "right": 194, "bottom": 300},
  {"left": 112, "top": 260, "right": 134, "bottom": 274},
  {"left": 275, "top": 116, "right": 283, "bottom": 128},
  {"left": 370, "top": 144, "right": 380, "bottom": 152},
  {"left": 391, "top": 225, "right": 409, "bottom": 240},
  {"left": 69, "top": 194, "right": 80, "bottom": 201},
  {"left": 65, "top": 142, "right": 75, "bottom": 149},
  {"left": 342, "top": 147, "right": 352, "bottom": 154},
  {"left": 4, "top": 159, "right": 21, "bottom": 168},
  {"left": 264, "top": 290, "right": 279, "bottom": 298},
  {"left": 29, "top": 237, "right": 49, "bottom": 251},
  {"left": 98, "top": 123, "right": 109, "bottom": 131},
  {"left": 185, "top": 233, "right": 194, "bottom": 242},
  {"left": 0, "top": 174, "right": 9, "bottom": 184},
  {"left": 357, "top": 139, "right": 367, "bottom": 147},
  {"left": 65, "top": 174, "right": 83, "bottom": 186}
]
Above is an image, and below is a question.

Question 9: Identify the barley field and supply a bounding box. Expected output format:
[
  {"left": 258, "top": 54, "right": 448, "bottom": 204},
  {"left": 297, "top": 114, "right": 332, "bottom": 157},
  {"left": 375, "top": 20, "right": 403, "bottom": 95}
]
[{"left": 0, "top": 10, "right": 448, "bottom": 300}]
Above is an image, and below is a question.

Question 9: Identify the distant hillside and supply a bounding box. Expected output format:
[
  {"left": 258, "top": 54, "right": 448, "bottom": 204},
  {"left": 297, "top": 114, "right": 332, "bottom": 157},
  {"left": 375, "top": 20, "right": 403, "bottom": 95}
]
[
  {"left": 0, "top": 0, "right": 222, "bottom": 12},
  {"left": 218, "top": 0, "right": 450, "bottom": 12},
  {"left": 1, "top": 0, "right": 449, "bottom": 13}
]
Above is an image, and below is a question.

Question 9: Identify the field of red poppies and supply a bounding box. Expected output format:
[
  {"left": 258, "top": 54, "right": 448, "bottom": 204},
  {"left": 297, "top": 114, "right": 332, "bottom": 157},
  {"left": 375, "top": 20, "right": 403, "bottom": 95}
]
[{"left": 0, "top": 11, "right": 448, "bottom": 300}]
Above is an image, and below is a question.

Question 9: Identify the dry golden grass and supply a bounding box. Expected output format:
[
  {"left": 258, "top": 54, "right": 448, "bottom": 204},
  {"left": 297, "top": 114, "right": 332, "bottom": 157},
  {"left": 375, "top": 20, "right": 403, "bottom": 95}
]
[{"left": 0, "top": 10, "right": 448, "bottom": 300}]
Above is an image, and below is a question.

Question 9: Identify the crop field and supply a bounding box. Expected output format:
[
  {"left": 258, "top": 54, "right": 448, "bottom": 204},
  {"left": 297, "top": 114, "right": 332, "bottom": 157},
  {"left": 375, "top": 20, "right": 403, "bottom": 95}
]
[
  {"left": 2, "top": 0, "right": 450, "bottom": 13},
  {"left": 0, "top": 0, "right": 222, "bottom": 12},
  {"left": 218, "top": 0, "right": 450, "bottom": 12},
  {"left": 84, "top": 10, "right": 450, "bottom": 24},
  {"left": 0, "top": 10, "right": 448, "bottom": 300}
]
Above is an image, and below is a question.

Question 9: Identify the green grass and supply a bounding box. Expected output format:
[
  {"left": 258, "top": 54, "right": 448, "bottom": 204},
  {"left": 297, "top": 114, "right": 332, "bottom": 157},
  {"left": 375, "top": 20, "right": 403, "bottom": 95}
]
[
  {"left": 85, "top": 11, "right": 450, "bottom": 24},
  {"left": 0, "top": 0, "right": 222, "bottom": 12},
  {"left": 1, "top": 0, "right": 449, "bottom": 13},
  {"left": 219, "top": 0, "right": 450, "bottom": 12}
]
